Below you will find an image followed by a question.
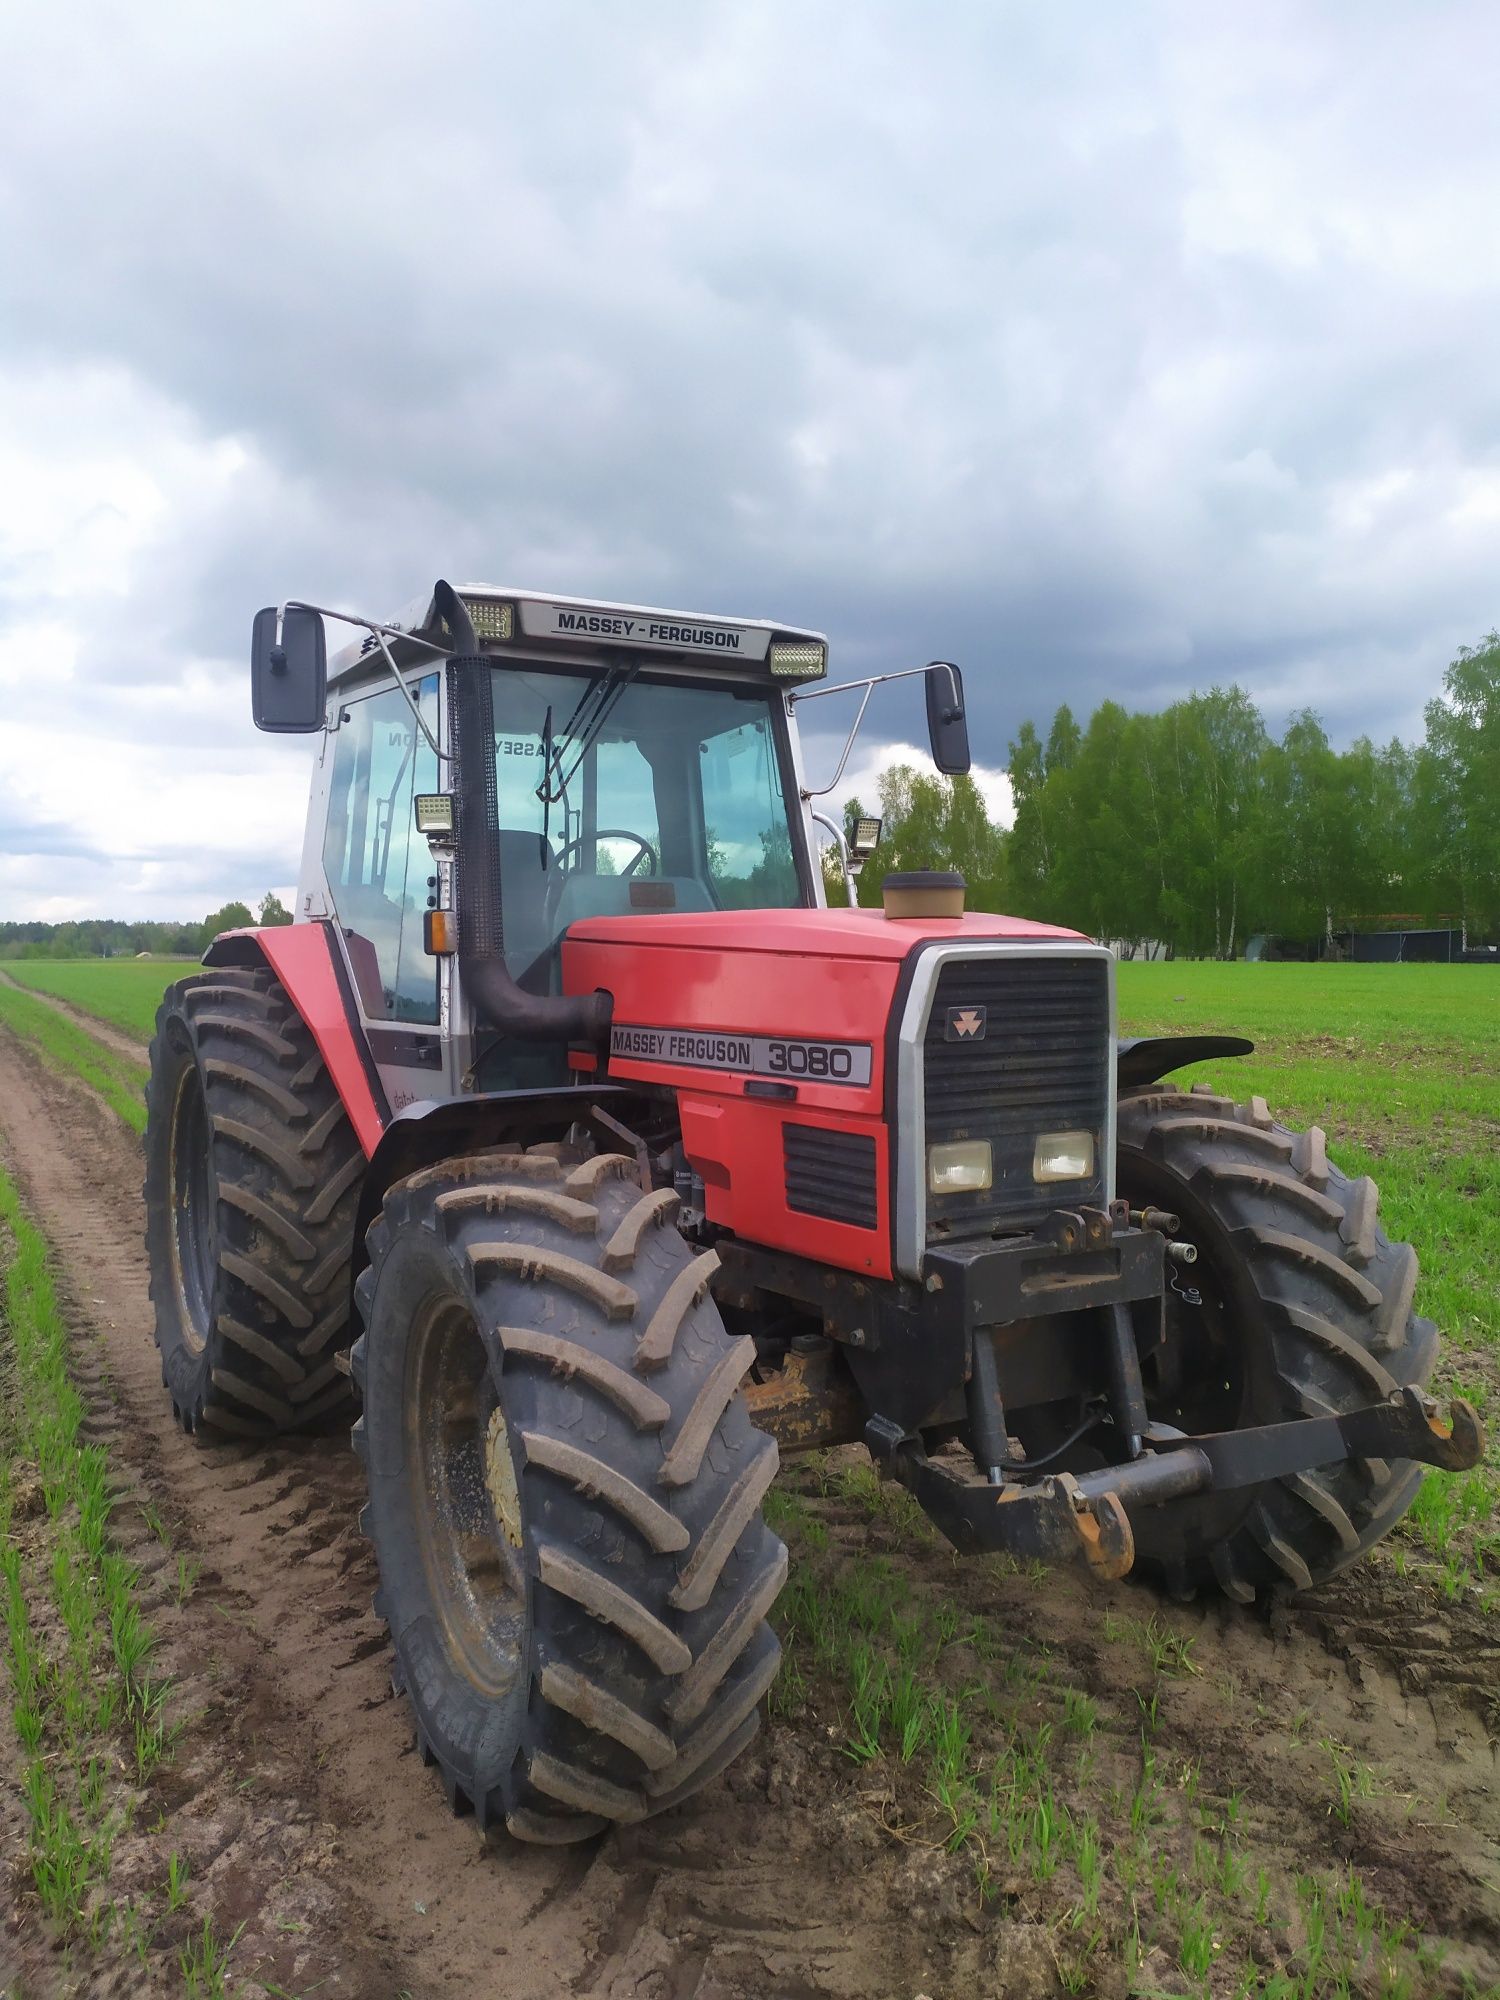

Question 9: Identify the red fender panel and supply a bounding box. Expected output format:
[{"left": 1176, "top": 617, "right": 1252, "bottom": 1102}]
[{"left": 204, "top": 923, "right": 387, "bottom": 1157}]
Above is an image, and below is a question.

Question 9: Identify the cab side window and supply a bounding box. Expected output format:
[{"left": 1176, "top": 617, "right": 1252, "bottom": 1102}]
[{"left": 322, "top": 678, "right": 439, "bottom": 1023}]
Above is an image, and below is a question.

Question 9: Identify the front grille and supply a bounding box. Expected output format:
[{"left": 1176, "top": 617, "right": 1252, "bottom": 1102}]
[
  {"left": 785, "top": 1123, "right": 878, "bottom": 1229},
  {"left": 923, "top": 954, "right": 1109, "bottom": 1240}
]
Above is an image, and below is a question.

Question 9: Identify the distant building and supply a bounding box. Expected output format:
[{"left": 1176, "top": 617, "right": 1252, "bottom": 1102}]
[{"left": 1245, "top": 927, "right": 1495, "bottom": 965}]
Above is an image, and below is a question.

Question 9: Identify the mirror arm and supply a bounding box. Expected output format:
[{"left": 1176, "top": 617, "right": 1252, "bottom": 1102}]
[
  {"left": 370, "top": 627, "right": 449, "bottom": 767},
  {"left": 791, "top": 662, "right": 949, "bottom": 800},
  {"left": 809, "top": 810, "right": 857, "bottom": 907},
  {"left": 798, "top": 684, "right": 874, "bottom": 801},
  {"left": 281, "top": 600, "right": 452, "bottom": 766}
]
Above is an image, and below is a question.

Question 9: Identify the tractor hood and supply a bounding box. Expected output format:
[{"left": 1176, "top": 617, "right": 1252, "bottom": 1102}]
[{"left": 560, "top": 907, "right": 1095, "bottom": 1280}]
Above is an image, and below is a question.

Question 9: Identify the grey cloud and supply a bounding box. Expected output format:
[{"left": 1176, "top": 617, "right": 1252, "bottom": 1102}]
[
  {"left": 0, "top": 812, "right": 108, "bottom": 863},
  {"left": 2, "top": 0, "right": 1499, "bottom": 916}
]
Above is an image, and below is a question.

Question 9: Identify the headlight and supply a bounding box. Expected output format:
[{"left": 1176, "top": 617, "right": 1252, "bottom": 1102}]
[
  {"left": 928, "top": 1139, "right": 992, "bottom": 1193},
  {"left": 1033, "top": 1130, "right": 1095, "bottom": 1183}
]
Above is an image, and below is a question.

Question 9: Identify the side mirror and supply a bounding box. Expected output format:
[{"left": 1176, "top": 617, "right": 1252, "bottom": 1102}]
[
  {"left": 251, "top": 605, "right": 327, "bottom": 733},
  {"left": 925, "top": 662, "right": 970, "bottom": 775}
]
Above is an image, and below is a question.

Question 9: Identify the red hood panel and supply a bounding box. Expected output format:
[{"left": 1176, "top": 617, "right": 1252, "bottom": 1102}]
[{"left": 563, "top": 906, "right": 1085, "bottom": 961}]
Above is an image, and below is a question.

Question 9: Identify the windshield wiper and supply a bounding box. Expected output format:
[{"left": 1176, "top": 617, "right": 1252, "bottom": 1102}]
[{"left": 535, "top": 654, "right": 641, "bottom": 809}]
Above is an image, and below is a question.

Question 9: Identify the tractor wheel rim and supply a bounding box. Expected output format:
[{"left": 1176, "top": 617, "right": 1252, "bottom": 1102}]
[
  {"left": 407, "top": 1294, "right": 525, "bottom": 1700},
  {"left": 167, "top": 1061, "right": 215, "bottom": 1353}
]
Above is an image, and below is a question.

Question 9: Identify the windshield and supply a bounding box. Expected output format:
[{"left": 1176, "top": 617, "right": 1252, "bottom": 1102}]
[{"left": 487, "top": 667, "right": 803, "bottom": 975}]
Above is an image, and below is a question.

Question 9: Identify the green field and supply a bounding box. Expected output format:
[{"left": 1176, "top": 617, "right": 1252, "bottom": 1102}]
[
  {"left": 3, "top": 958, "right": 197, "bottom": 1042},
  {"left": 0, "top": 1170, "right": 183, "bottom": 1962},
  {"left": 0, "top": 983, "right": 149, "bottom": 1134}
]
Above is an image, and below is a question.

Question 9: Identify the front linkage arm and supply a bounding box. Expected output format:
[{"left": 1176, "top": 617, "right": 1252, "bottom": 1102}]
[{"left": 867, "top": 1387, "right": 1484, "bottom": 1583}]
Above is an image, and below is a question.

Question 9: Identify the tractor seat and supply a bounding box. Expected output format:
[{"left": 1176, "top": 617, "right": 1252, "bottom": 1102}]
[{"left": 497, "top": 828, "right": 554, "bottom": 972}]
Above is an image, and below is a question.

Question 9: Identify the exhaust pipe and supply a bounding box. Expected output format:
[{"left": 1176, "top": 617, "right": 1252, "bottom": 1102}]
[{"left": 434, "top": 582, "right": 612, "bottom": 1048}]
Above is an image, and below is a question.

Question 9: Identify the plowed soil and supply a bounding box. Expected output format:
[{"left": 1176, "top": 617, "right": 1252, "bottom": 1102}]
[{"left": 1, "top": 1021, "right": 1497, "bottom": 1999}]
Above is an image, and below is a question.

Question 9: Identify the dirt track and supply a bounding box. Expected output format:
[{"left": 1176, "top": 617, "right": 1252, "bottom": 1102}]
[
  {"left": 0, "top": 968, "right": 152, "bottom": 1068},
  {"left": 1, "top": 1021, "right": 1498, "bottom": 1997}
]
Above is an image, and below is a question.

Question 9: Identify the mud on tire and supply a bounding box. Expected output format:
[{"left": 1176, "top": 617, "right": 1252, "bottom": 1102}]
[
  {"left": 1117, "top": 1083, "right": 1438, "bottom": 1601},
  {"left": 143, "top": 966, "right": 360, "bottom": 1436},
  {"left": 351, "top": 1149, "right": 786, "bottom": 1844}
]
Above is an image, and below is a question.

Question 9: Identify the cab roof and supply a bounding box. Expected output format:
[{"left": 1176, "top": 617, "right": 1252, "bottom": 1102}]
[{"left": 328, "top": 582, "right": 828, "bottom": 686}]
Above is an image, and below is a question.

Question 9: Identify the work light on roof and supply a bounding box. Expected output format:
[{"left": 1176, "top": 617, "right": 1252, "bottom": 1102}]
[
  {"left": 463, "top": 598, "right": 515, "bottom": 642},
  {"left": 768, "top": 639, "right": 827, "bottom": 680}
]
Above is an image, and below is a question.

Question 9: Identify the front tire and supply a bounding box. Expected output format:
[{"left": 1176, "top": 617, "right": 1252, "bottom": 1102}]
[
  {"left": 351, "top": 1149, "right": 785, "bottom": 1843},
  {"left": 1116, "top": 1084, "right": 1437, "bottom": 1601}
]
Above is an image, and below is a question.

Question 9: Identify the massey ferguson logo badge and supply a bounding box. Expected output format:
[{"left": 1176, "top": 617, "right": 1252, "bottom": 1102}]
[{"left": 946, "top": 1006, "right": 987, "bottom": 1041}]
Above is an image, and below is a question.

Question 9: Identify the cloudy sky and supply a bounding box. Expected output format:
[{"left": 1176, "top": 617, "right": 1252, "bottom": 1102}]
[{"left": 4, "top": 2, "right": 1498, "bottom": 919}]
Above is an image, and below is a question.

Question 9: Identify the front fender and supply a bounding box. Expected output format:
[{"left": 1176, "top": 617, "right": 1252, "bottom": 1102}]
[
  {"left": 1116, "top": 1034, "right": 1254, "bottom": 1093},
  {"left": 350, "top": 1085, "right": 660, "bottom": 1284}
]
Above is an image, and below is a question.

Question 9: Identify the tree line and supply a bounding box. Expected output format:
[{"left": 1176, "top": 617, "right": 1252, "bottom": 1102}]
[
  {"left": 0, "top": 894, "right": 293, "bottom": 961},
  {"left": 844, "top": 633, "right": 1500, "bottom": 955},
  {"left": 8, "top": 624, "right": 1498, "bottom": 965}
]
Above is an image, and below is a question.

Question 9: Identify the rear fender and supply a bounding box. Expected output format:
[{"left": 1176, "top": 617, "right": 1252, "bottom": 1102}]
[
  {"left": 203, "top": 923, "right": 389, "bottom": 1155},
  {"left": 1116, "top": 1034, "right": 1254, "bottom": 1093}
]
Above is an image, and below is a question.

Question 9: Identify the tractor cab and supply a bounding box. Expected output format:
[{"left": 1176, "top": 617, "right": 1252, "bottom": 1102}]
[{"left": 254, "top": 581, "right": 966, "bottom": 1108}]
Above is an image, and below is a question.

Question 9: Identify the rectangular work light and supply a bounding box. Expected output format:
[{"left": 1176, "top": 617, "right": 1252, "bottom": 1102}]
[
  {"left": 768, "top": 639, "right": 827, "bottom": 680},
  {"left": 414, "top": 793, "right": 456, "bottom": 836},
  {"left": 462, "top": 597, "right": 515, "bottom": 642}
]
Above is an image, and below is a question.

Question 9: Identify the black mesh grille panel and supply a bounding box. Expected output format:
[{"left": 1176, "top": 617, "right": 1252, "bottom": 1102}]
[
  {"left": 923, "top": 954, "right": 1109, "bottom": 1240},
  {"left": 447, "top": 656, "right": 503, "bottom": 959},
  {"left": 784, "top": 1124, "right": 878, "bottom": 1230}
]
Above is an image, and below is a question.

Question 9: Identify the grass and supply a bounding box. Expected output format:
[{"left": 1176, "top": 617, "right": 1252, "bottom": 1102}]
[
  {"left": 0, "top": 1166, "right": 198, "bottom": 1978},
  {"left": 180, "top": 1914, "right": 244, "bottom": 1997},
  {"left": 0, "top": 979, "right": 149, "bottom": 1131},
  {"left": 3, "top": 956, "right": 196, "bottom": 1042}
]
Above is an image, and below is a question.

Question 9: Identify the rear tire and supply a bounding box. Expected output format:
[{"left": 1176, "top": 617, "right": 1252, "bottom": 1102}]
[
  {"left": 143, "top": 966, "right": 360, "bottom": 1436},
  {"left": 351, "top": 1149, "right": 785, "bottom": 1843},
  {"left": 1116, "top": 1084, "right": 1437, "bottom": 1600}
]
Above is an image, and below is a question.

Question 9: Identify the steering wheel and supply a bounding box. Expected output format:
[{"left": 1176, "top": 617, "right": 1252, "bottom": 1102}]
[{"left": 544, "top": 829, "right": 659, "bottom": 927}]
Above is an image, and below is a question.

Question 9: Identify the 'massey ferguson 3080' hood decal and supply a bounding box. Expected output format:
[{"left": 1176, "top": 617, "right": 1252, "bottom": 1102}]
[{"left": 609, "top": 1022, "right": 874, "bottom": 1088}]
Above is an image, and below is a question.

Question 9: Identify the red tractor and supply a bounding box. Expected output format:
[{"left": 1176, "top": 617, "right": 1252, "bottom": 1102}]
[{"left": 144, "top": 580, "right": 1480, "bottom": 1844}]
